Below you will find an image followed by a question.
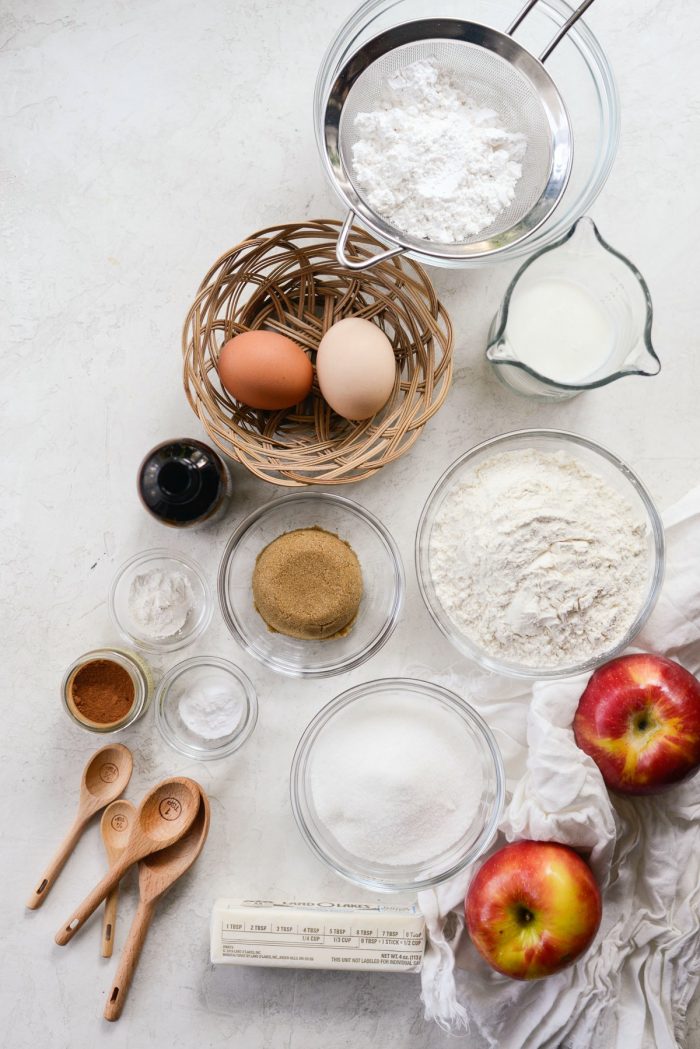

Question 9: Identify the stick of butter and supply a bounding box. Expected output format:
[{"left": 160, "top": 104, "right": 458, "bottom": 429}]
[{"left": 211, "top": 898, "right": 425, "bottom": 972}]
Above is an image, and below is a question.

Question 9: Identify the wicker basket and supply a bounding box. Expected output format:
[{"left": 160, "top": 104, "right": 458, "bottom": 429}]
[{"left": 182, "top": 220, "right": 453, "bottom": 487}]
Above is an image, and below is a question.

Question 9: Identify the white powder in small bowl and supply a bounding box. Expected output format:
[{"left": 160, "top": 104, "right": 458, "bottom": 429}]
[
  {"left": 309, "top": 693, "right": 484, "bottom": 867},
  {"left": 128, "top": 568, "right": 194, "bottom": 639},
  {"left": 179, "top": 685, "right": 244, "bottom": 740}
]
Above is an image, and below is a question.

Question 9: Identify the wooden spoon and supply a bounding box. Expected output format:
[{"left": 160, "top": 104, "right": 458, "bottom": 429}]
[
  {"left": 26, "top": 743, "right": 133, "bottom": 910},
  {"left": 104, "top": 788, "right": 210, "bottom": 1021},
  {"left": 55, "top": 776, "right": 201, "bottom": 946},
  {"left": 100, "top": 799, "right": 137, "bottom": 958}
]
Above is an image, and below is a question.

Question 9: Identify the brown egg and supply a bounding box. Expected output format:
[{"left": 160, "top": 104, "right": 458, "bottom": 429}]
[{"left": 218, "top": 331, "right": 313, "bottom": 411}]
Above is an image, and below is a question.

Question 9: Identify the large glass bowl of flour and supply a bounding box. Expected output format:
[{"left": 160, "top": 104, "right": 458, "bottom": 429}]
[
  {"left": 291, "top": 678, "right": 505, "bottom": 891},
  {"left": 315, "top": 0, "right": 619, "bottom": 268},
  {"left": 416, "top": 430, "right": 665, "bottom": 679}
]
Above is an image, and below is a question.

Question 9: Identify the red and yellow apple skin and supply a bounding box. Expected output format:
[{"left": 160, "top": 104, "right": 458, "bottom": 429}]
[
  {"left": 465, "top": 841, "right": 602, "bottom": 981},
  {"left": 573, "top": 654, "right": 700, "bottom": 796}
]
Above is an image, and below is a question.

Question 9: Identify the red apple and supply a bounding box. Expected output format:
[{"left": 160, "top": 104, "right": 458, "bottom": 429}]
[
  {"left": 573, "top": 654, "right": 700, "bottom": 795},
  {"left": 465, "top": 840, "right": 602, "bottom": 980}
]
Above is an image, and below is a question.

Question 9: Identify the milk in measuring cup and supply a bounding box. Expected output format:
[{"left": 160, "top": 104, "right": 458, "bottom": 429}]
[{"left": 506, "top": 278, "right": 615, "bottom": 385}]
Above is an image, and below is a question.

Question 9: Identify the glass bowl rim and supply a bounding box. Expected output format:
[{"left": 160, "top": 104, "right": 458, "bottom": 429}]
[
  {"left": 415, "top": 428, "right": 666, "bottom": 680},
  {"left": 217, "top": 491, "right": 405, "bottom": 679},
  {"left": 154, "top": 654, "right": 259, "bottom": 760},
  {"left": 290, "top": 676, "right": 506, "bottom": 891},
  {"left": 108, "top": 547, "right": 214, "bottom": 653}
]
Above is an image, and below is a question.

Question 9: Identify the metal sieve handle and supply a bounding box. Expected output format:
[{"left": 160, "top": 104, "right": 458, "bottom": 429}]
[
  {"left": 506, "top": 0, "right": 599, "bottom": 62},
  {"left": 335, "top": 211, "right": 405, "bottom": 271}
]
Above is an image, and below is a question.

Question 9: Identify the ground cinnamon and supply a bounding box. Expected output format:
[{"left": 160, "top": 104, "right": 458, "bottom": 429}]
[{"left": 69, "top": 658, "right": 135, "bottom": 725}]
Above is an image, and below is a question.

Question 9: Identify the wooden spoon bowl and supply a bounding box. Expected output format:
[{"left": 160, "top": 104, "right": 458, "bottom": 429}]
[
  {"left": 83, "top": 746, "right": 133, "bottom": 800},
  {"left": 138, "top": 780, "right": 201, "bottom": 844}
]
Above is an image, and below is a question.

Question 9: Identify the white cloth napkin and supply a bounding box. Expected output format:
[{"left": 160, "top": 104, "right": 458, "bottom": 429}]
[{"left": 416, "top": 485, "right": 700, "bottom": 1049}]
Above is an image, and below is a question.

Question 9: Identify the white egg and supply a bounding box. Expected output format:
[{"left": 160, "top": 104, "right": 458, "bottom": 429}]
[{"left": 316, "top": 317, "right": 396, "bottom": 421}]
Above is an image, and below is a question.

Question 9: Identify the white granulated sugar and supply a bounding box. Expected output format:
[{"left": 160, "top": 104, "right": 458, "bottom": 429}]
[
  {"left": 351, "top": 58, "right": 527, "bottom": 243},
  {"left": 310, "top": 694, "right": 483, "bottom": 867},
  {"left": 429, "top": 449, "right": 649, "bottom": 668},
  {"left": 128, "top": 568, "right": 194, "bottom": 639}
]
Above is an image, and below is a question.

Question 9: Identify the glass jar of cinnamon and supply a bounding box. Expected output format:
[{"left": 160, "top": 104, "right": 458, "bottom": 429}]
[{"left": 61, "top": 648, "right": 153, "bottom": 733}]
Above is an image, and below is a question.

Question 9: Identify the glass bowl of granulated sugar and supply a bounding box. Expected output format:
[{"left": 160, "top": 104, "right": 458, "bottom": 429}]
[
  {"left": 416, "top": 429, "right": 665, "bottom": 680},
  {"left": 291, "top": 678, "right": 505, "bottom": 892}
]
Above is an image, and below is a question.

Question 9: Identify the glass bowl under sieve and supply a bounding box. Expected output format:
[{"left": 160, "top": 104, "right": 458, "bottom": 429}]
[
  {"left": 416, "top": 430, "right": 665, "bottom": 679},
  {"left": 218, "top": 493, "right": 404, "bottom": 678},
  {"left": 290, "top": 678, "right": 505, "bottom": 892},
  {"left": 315, "top": 0, "right": 619, "bottom": 268},
  {"left": 109, "top": 549, "right": 213, "bottom": 653},
  {"left": 155, "top": 656, "right": 258, "bottom": 760}
]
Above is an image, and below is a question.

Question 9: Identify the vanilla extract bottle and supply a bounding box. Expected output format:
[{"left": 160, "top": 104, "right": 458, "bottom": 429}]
[{"left": 138, "top": 438, "right": 231, "bottom": 527}]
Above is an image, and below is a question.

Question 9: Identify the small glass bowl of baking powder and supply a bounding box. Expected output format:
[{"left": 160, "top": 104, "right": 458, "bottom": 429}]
[
  {"left": 109, "top": 549, "right": 213, "bottom": 653},
  {"left": 155, "top": 656, "right": 258, "bottom": 759}
]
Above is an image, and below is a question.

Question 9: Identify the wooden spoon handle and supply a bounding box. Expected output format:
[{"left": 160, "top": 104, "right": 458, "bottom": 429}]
[
  {"left": 100, "top": 883, "right": 120, "bottom": 958},
  {"left": 104, "top": 898, "right": 156, "bottom": 1021},
  {"left": 26, "top": 816, "right": 89, "bottom": 910},
  {"left": 55, "top": 852, "right": 132, "bottom": 945}
]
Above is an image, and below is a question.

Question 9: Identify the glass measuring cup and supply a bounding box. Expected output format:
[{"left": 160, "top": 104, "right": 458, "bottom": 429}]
[{"left": 486, "top": 216, "right": 660, "bottom": 400}]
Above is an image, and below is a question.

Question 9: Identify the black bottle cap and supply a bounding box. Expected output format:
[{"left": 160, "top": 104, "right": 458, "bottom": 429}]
[{"left": 138, "top": 439, "right": 228, "bottom": 526}]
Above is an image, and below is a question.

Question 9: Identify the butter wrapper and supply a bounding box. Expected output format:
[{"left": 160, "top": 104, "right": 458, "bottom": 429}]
[{"left": 211, "top": 898, "right": 425, "bottom": 972}]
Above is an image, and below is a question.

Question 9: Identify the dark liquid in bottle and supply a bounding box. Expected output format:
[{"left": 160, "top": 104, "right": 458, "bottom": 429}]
[{"left": 138, "top": 438, "right": 230, "bottom": 527}]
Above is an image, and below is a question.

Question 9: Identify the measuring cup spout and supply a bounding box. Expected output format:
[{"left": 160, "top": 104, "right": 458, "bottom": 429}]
[
  {"left": 627, "top": 341, "right": 661, "bottom": 377},
  {"left": 568, "top": 214, "right": 598, "bottom": 251},
  {"left": 486, "top": 339, "right": 514, "bottom": 363}
]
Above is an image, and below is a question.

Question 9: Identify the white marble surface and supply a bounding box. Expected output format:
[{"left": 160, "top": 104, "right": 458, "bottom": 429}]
[{"left": 2, "top": 0, "right": 700, "bottom": 1046}]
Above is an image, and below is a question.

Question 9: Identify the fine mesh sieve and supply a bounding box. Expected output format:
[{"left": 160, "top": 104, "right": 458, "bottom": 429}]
[{"left": 323, "top": 0, "right": 599, "bottom": 269}]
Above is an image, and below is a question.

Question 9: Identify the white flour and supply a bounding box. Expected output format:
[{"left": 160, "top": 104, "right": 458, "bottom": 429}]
[
  {"left": 310, "top": 693, "right": 484, "bottom": 867},
  {"left": 128, "top": 568, "right": 194, "bottom": 638},
  {"left": 351, "top": 59, "right": 526, "bottom": 243},
  {"left": 429, "top": 449, "right": 649, "bottom": 667}
]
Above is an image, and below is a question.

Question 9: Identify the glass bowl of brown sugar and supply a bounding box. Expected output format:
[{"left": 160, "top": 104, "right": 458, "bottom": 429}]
[
  {"left": 61, "top": 647, "right": 154, "bottom": 733},
  {"left": 218, "top": 493, "right": 404, "bottom": 678}
]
